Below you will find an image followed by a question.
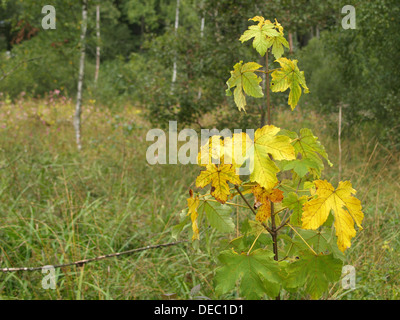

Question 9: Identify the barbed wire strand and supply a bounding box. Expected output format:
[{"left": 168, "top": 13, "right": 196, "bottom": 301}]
[{"left": 0, "top": 240, "right": 187, "bottom": 273}]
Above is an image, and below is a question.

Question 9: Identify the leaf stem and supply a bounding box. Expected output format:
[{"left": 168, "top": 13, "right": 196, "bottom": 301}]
[
  {"left": 247, "top": 230, "right": 263, "bottom": 255},
  {"left": 206, "top": 198, "right": 248, "bottom": 209}
]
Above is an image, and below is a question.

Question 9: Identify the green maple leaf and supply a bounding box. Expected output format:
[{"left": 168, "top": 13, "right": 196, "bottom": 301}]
[
  {"left": 279, "top": 158, "right": 320, "bottom": 178},
  {"left": 239, "top": 22, "right": 280, "bottom": 56},
  {"left": 266, "top": 35, "right": 289, "bottom": 59},
  {"left": 292, "top": 229, "right": 346, "bottom": 261},
  {"left": 226, "top": 61, "right": 264, "bottom": 112},
  {"left": 214, "top": 248, "right": 281, "bottom": 299},
  {"left": 198, "top": 199, "right": 235, "bottom": 233},
  {"left": 285, "top": 251, "right": 343, "bottom": 299},
  {"left": 270, "top": 58, "right": 310, "bottom": 110},
  {"left": 281, "top": 128, "right": 332, "bottom": 178},
  {"left": 282, "top": 192, "right": 308, "bottom": 226}
]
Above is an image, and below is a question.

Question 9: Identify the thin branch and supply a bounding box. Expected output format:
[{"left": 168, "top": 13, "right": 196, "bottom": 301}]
[
  {"left": 234, "top": 185, "right": 257, "bottom": 216},
  {"left": 0, "top": 241, "right": 187, "bottom": 273},
  {"left": 276, "top": 209, "right": 291, "bottom": 232}
]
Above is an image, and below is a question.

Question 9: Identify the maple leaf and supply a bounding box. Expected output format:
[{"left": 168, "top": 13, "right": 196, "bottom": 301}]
[
  {"left": 197, "top": 135, "right": 224, "bottom": 166},
  {"left": 214, "top": 248, "right": 281, "bottom": 299},
  {"left": 226, "top": 61, "right": 264, "bottom": 112},
  {"left": 239, "top": 18, "right": 279, "bottom": 56},
  {"left": 250, "top": 125, "right": 296, "bottom": 190},
  {"left": 266, "top": 34, "right": 289, "bottom": 60},
  {"left": 282, "top": 192, "right": 308, "bottom": 226},
  {"left": 252, "top": 184, "right": 284, "bottom": 222},
  {"left": 270, "top": 58, "right": 310, "bottom": 110},
  {"left": 248, "top": 16, "right": 271, "bottom": 26},
  {"left": 274, "top": 19, "right": 284, "bottom": 35},
  {"left": 198, "top": 199, "right": 234, "bottom": 233},
  {"left": 285, "top": 251, "right": 343, "bottom": 299},
  {"left": 280, "top": 158, "right": 320, "bottom": 178},
  {"left": 196, "top": 164, "right": 242, "bottom": 204},
  {"left": 301, "top": 180, "right": 364, "bottom": 252},
  {"left": 187, "top": 195, "right": 200, "bottom": 241},
  {"left": 286, "top": 228, "right": 345, "bottom": 262},
  {"left": 223, "top": 132, "right": 254, "bottom": 168},
  {"left": 198, "top": 126, "right": 295, "bottom": 193},
  {"left": 280, "top": 128, "right": 332, "bottom": 178}
]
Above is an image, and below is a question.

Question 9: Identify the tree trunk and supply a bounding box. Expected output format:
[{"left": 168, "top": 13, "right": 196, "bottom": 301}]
[
  {"left": 74, "top": 0, "right": 88, "bottom": 151},
  {"left": 171, "top": 0, "right": 180, "bottom": 89},
  {"left": 94, "top": 4, "right": 100, "bottom": 84},
  {"left": 288, "top": 32, "right": 294, "bottom": 55},
  {"left": 198, "top": 15, "right": 205, "bottom": 100}
]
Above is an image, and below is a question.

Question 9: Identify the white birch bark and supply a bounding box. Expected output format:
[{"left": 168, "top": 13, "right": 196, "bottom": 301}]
[
  {"left": 94, "top": 4, "right": 101, "bottom": 84},
  {"left": 74, "top": 0, "right": 88, "bottom": 151},
  {"left": 171, "top": 0, "right": 180, "bottom": 89},
  {"left": 197, "top": 15, "right": 205, "bottom": 100}
]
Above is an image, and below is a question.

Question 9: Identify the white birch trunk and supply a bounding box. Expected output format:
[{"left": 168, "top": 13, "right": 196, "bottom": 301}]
[
  {"left": 198, "top": 15, "right": 205, "bottom": 100},
  {"left": 94, "top": 4, "right": 100, "bottom": 84},
  {"left": 74, "top": 0, "right": 88, "bottom": 151},
  {"left": 171, "top": 0, "right": 180, "bottom": 89}
]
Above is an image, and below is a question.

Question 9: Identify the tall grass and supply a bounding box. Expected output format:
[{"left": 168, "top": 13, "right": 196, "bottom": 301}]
[{"left": 0, "top": 97, "right": 398, "bottom": 299}]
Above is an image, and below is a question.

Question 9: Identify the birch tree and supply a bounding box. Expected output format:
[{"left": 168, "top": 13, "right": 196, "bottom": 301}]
[
  {"left": 171, "top": 0, "right": 180, "bottom": 90},
  {"left": 197, "top": 8, "right": 205, "bottom": 100},
  {"left": 94, "top": 4, "right": 101, "bottom": 85},
  {"left": 74, "top": 0, "right": 88, "bottom": 151}
]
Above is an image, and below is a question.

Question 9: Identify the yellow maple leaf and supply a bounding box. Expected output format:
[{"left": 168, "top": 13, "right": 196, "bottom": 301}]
[
  {"left": 196, "top": 164, "right": 242, "bottom": 204},
  {"left": 197, "top": 136, "right": 225, "bottom": 166},
  {"left": 274, "top": 19, "right": 284, "bottom": 35},
  {"left": 249, "top": 16, "right": 273, "bottom": 27},
  {"left": 223, "top": 132, "right": 253, "bottom": 167},
  {"left": 250, "top": 125, "right": 296, "bottom": 190},
  {"left": 302, "top": 180, "right": 364, "bottom": 252},
  {"left": 252, "top": 184, "right": 284, "bottom": 222},
  {"left": 187, "top": 195, "right": 200, "bottom": 241},
  {"left": 196, "top": 126, "right": 294, "bottom": 195},
  {"left": 271, "top": 58, "right": 310, "bottom": 110}
]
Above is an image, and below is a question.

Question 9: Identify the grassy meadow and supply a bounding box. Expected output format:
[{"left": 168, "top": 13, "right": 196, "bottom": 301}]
[{"left": 0, "top": 94, "right": 399, "bottom": 300}]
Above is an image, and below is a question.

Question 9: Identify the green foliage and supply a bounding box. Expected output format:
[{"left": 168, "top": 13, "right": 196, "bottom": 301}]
[
  {"left": 198, "top": 199, "right": 235, "bottom": 234},
  {"left": 298, "top": 0, "right": 400, "bottom": 145},
  {"left": 284, "top": 252, "right": 343, "bottom": 299},
  {"left": 214, "top": 249, "right": 281, "bottom": 300},
  {"left": 0, "top": 0, "right": 137, "bottom": 100}
]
